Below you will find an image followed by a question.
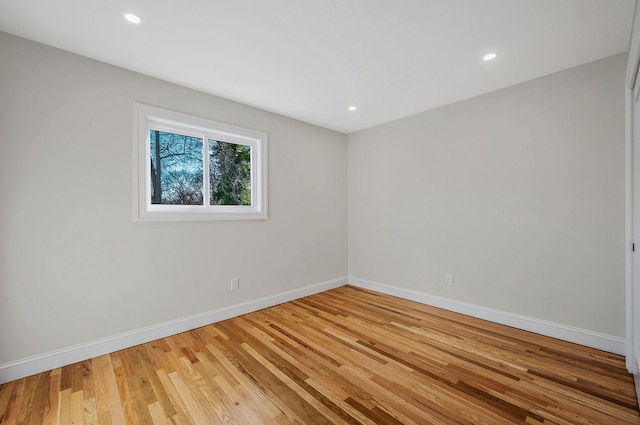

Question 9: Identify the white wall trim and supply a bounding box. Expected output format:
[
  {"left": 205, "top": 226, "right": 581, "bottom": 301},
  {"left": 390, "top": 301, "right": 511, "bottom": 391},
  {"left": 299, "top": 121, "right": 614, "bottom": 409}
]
[
  {"left": 627, "top": 85, "right": 636, "bottom": 373},
  {"left": 626, "top": 0, "right": 640, "bottom": 375},
  {"left": 349, "top": 277, "right": 625, "bottom": 356},
  {"left": 1, "top": 275, "right": 626, "bottom": 384},
  {"left": 0, "top": 277, "right": 347, "bottom": 384}
]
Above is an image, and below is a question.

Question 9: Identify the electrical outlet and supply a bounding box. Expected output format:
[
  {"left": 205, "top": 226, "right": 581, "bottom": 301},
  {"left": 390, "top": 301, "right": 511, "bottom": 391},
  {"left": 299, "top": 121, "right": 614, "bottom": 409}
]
[
  {"left": 445, "top": 274, "right": 453, "bottom": 286},
  {"left": 231, "top": 278, "right": 239, "bottom": 291}
]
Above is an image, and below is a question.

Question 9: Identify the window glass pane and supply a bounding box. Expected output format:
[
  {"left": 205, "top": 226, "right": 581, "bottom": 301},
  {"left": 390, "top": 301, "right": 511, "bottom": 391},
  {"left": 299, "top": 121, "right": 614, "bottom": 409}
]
[
  {"left": 208, "top": 140, "right": 251, "bottom": 206},
  {"left": 150, "top": 130, "right": 203, "bottom": 205}
]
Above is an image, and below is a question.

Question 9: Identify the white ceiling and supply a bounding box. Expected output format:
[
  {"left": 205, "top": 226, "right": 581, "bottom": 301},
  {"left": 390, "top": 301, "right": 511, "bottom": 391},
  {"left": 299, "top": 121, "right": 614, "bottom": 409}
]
[{"left": 0, "top": 0, "right": 635, "bottom": 133}]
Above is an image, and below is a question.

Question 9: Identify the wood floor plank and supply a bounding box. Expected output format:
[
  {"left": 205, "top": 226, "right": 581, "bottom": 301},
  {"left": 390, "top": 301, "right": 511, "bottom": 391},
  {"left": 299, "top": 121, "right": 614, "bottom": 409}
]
[
  {"left": 71, "top": 390, "right": 84, "bottom": 425},
  {"left": 203, "top": 342, "right": 285, "bottom": 422},
  {"left": 2, "top": 380, "right": 24, "bottom": 425},
  {"left": 84, "top": 397, "right": 98, "bottom": 425},
  {"left": 110, "top": 351, "right": 143, "bottom": 425},
  {"left": 167, "top": 370, "right": 215, "bottom": 425},
  {"left": 57, "top": 388, "right": 71, "bottom": 425},
  {"left": 1, "top": 286, "right": 639, "bottom": 424},
  {"left": 93, "top": 354, "right": 126, "bottom": 425},
  {"left": 154, "top": 368, "right": 195, "bottom": 425},
  {"left": 146, "top": 401, "right": 170, "bottom": 425},
  {"left": 40, "top": 372, "right": 60, "bottom": 425},
  {"left": 0, "top": 382, "right": 15, "bottom": 422}
]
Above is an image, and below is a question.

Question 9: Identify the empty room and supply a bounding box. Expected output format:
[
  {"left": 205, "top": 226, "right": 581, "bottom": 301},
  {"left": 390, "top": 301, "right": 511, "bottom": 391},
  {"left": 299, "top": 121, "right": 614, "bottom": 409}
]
[{"left": 2, "top": 1, "right": 640, "bottom": 424}]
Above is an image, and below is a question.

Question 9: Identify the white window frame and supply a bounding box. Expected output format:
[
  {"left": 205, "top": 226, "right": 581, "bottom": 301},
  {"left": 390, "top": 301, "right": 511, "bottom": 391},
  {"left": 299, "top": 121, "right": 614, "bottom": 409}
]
[{"left": 134, "top": 103, "right": 268, "bottom": 221}]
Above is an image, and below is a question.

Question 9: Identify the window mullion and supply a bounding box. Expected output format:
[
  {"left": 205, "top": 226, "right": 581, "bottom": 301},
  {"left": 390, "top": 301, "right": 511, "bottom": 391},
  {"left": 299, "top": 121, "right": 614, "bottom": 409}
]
[{"left": 202, "top": 136, "right": 210, "bottom": 207}]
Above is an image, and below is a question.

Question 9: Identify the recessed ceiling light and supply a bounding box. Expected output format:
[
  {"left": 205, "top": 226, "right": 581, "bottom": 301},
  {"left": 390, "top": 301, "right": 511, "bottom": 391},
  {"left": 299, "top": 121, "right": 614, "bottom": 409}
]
[
  {"left": 483, "top": 52, "right": 498, "bottom": 61},
  {"left": 123, "top": 12, "right": 142, "bottom": 24},
  {"left": 348, "top": 106, "right": 357, "bottom": 111}
]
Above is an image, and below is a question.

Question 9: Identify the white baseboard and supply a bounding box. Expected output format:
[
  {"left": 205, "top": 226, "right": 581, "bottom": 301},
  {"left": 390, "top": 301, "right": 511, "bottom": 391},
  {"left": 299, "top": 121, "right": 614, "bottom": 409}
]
[
  {"left": 0, "top": 277, "right": 348, "bottom": 384},
  {"left": 2, "top": 275, "right": 625, "bottom": 385},
  {"left": 349, "top": 276, "right": 625, "bottom": 356},
  {"left": 629, "top": 346, "right": 640, "bottom": 374}
]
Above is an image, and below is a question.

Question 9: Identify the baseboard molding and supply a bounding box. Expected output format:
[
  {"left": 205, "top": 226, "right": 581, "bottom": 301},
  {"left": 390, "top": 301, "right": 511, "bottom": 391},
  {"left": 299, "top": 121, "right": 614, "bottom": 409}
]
[
  {"left": 630, "top": 346, "right": 640, "bottom": 375},
  {"left": 349, "top": 276, "right": 625, "bottom": 356},
  {"left": 2, "top": 275, "right": 625, "bottom": 385},
  {"left": 0, "top": 277, "right": 348, "bottom": 384}
]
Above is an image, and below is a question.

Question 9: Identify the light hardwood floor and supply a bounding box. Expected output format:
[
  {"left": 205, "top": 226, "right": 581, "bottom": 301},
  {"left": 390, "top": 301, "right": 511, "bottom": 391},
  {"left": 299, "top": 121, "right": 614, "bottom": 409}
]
[{"left": 1, "top": 285, "right": 638, "bottom": 424}]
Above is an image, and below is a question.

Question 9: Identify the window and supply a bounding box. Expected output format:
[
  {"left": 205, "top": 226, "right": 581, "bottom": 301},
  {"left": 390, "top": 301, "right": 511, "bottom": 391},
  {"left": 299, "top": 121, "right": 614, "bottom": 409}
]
[{"left": 135, "top": 103, "right": 268, "bottom": 221}]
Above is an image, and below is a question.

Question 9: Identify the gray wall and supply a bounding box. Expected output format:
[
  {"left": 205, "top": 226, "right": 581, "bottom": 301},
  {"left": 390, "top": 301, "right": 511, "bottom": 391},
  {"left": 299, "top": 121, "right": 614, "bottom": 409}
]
[
  {"left": 0, "top": 32, "right": 348, "bottom": 364},
  {"left": 348, "top": 54, "right": 626, "bottom": 336}
]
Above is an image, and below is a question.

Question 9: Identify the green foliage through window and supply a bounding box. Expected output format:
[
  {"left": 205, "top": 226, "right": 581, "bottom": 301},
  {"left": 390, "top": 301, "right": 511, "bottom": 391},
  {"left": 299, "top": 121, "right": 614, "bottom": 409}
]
[{"left": 209, "top": 140, "right": 251, "bottom": 206}]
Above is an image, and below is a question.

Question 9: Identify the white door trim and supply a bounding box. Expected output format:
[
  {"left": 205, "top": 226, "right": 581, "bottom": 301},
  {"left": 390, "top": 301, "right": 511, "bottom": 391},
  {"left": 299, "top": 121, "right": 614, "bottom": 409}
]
[{"left": 624, "top": 1, "right": 640, "bottom": 407}]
